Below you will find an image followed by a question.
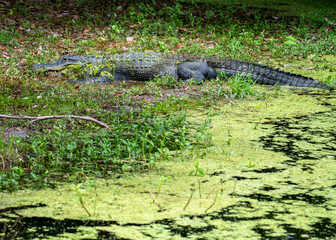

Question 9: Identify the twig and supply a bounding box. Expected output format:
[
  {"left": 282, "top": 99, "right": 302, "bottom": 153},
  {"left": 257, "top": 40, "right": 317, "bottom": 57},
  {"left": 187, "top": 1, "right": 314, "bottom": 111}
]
[
  {"left": 205, "top": 187, "right": 217, "bottom": 199},
  {"left": 0, "top": 154, "right": 4, "bottom": 172},
  {"left": 183, "top": 189, "right": 195, "bottom": 211},
  {"left": 0, "top": 114, "right": 109, "bottom": 128},
  {"left": 149, "top": 190, "right": 163, "bottom": 211},
  {"left": 205, "top": 179, "right": 225, "bottom": 199},
  {"left": 0, "top": 1, "right": 10, "bottom": 6},
  {"left": 79, "top": 198, "right": 92, "bottom": 217},
  {"left": 205, "top": 192, "right": 218, "bottom": 213},
  {"left": 198, "top": 179, "right": 203, "bottom": 207},
  {"left": 13, "top": 93, "right": 20, "bottom": 115},
  {"left": 325, "top": 18, "right": 336, "bottom": 26},
  {"left": 231, "top": 179, "right": 237, "bottom": 197},
  {"left": 198, "top": 179, "right": 202, "bottom": 199}
]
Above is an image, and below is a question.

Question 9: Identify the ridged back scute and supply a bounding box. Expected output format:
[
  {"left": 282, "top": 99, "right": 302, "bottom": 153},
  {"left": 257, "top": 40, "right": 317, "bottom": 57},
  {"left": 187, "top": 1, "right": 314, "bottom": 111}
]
[{"left": 102, "top": 52, "right": 186, "bottom": 80}]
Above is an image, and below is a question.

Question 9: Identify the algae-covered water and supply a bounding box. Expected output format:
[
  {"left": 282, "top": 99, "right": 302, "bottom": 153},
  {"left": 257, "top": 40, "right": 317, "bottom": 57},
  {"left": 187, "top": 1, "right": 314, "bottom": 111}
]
[{"left": 1, "top": 88, "right": 335, "bottom": 239}]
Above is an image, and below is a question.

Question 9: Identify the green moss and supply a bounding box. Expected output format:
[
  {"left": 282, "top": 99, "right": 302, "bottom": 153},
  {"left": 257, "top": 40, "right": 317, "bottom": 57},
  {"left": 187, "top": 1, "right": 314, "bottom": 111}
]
[{"left": 61, "top": 63, "right": 85, "bottom": 79}]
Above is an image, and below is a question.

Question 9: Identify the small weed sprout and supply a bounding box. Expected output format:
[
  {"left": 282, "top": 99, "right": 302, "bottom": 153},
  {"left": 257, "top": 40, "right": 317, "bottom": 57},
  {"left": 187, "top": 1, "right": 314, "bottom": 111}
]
[
  {"left": 155, "top": 175, "right": 170, "bottom": 200},
  {"left": 245, "top": 160, "right": 256, "bottom": 168},
  {"left": 74, "top": 183, "right": 92, "bottom": 217},
  {"left": 283, "top": 36, "right": 298, "bottom": 46},
  {"left": 324, "top": 75, "right": 336, "bottom": 89},
  {"left": 189, "top": 162, "right": 205, "bottom": 177}
]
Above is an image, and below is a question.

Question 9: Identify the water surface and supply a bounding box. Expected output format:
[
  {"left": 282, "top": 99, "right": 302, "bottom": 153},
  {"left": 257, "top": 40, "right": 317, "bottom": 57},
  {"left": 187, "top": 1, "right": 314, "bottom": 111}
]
[{"left": 1, "top": 88, "right": 335, "bottom": 239}]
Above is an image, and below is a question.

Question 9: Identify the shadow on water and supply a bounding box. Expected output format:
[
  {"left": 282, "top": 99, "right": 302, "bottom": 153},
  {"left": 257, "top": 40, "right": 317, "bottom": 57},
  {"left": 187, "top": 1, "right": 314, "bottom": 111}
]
[
  {"left": 2, "top": 202, "right": 335, "bottom": 239},
  {"left": 1, "top": 205, "right": 215, "bottom": 240},
  {"left": 1, "top": 211, "right": 120, "bottom": 239},
  {"left": 253, "top": 217, "right": 336, "bottom": 240},
  {"left": 1, "top": 92, "right": 336, "bottom": 239}
]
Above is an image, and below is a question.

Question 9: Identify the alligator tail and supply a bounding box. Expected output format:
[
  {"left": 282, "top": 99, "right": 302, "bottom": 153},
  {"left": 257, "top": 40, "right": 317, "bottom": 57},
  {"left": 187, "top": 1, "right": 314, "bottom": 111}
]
[{"left": 207, "top": 58, "right": 331, "bottom": 89}]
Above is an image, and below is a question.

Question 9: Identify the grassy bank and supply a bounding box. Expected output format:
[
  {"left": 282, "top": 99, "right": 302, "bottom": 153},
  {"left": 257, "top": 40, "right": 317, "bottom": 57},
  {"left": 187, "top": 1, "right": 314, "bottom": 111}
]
[{"left": 0, "top": 0, "right": 335, "bottom": 191}]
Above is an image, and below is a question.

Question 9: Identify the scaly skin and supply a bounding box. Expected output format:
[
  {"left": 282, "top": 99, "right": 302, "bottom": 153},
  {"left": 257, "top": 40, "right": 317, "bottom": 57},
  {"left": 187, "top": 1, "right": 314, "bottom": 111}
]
[{"left": 31, "top": 52, "right": 331, "bottom": 89}]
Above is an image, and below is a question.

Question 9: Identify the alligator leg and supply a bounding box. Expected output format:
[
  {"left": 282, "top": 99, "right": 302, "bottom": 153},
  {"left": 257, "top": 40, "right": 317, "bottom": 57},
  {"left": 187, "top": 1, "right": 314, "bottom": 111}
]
[{"left": 177, "top": 62, "right": 218, "bottom": 83}]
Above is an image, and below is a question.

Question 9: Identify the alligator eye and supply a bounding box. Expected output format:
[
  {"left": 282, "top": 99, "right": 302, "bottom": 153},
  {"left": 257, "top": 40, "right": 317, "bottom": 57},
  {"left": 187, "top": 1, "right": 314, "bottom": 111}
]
[{"left": 62, "top": 58, "right": 76, "bottom": 63}]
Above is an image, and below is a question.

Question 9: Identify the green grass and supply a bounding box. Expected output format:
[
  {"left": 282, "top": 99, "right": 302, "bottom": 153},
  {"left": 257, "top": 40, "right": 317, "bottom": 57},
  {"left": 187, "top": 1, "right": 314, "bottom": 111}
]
[
  {"left": 203, "top": 0, "right": 336, "bottom": 20},
  {"left": 0, "top": 0, "right": 335, "bottom": 191},
  {"left": 0, "top": 112, "right": 192, "bottom": 190},
  {"left": 0, "top": 81, "right": 216, "bottom": 190}
]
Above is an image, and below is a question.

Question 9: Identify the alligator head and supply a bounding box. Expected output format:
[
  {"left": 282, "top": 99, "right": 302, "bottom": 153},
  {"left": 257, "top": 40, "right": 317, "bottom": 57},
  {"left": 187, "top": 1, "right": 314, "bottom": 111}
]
[{"left": 31, "top": 54, "right": 93, "bottom": 71}]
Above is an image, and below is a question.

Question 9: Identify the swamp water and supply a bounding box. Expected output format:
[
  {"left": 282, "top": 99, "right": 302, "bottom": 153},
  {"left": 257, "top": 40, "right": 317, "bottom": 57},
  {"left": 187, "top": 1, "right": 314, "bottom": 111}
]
[{"left": 1, "top": 88, "right": 335, "bottom": 239}]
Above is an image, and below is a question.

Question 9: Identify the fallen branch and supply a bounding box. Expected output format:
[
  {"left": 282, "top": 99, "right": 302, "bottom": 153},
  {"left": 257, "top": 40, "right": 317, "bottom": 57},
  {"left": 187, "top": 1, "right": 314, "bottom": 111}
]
[{"left": 0, "top": 114, "right": 109, "bottom": 128}]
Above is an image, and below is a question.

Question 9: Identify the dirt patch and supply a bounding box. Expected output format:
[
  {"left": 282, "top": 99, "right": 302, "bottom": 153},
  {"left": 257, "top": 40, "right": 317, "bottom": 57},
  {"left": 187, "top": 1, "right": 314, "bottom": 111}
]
[{"left": 1, "top": 127, "right": 32, "bottom": 141}]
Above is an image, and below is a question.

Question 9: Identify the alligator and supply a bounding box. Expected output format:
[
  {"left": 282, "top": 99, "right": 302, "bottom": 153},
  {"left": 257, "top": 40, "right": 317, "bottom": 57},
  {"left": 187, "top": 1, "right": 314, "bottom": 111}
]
[{"left": 31, "top": 52, "right": 331, "bottom": 89}]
